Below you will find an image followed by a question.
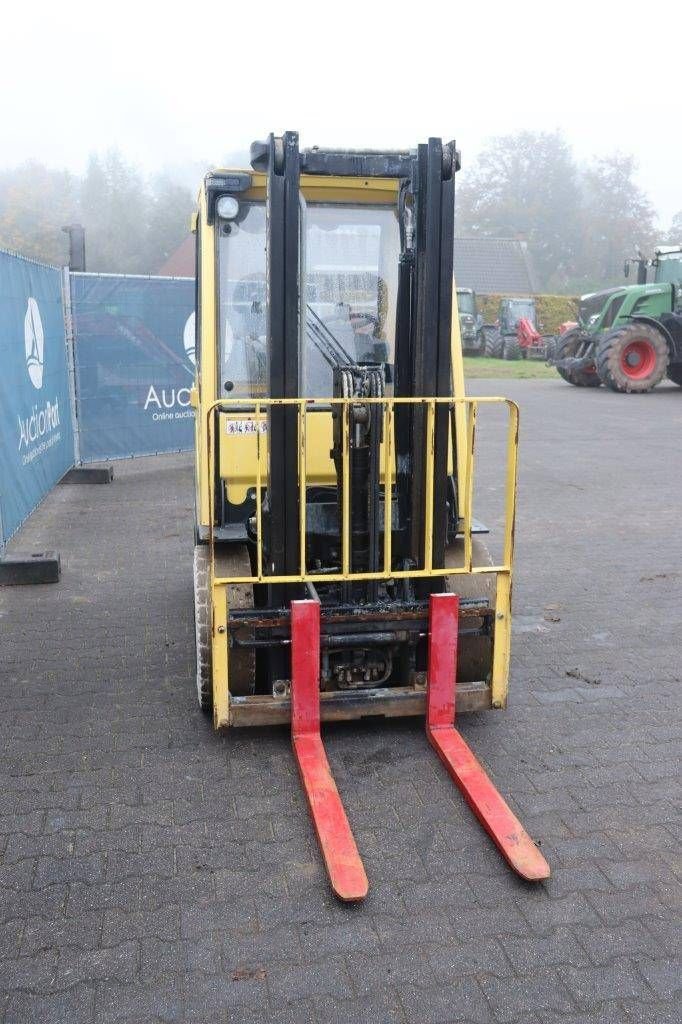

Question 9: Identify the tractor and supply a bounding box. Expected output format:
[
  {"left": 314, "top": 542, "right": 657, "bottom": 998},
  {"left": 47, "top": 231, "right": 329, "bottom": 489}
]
[
  {"left": 552, "top": 246, "right": 682, "bottom": 392},
  {"left": 488, "top": 296, "right": 538, "bottom": 360},
  {"left": 455, "top": 287, "right": 485, "bottom": 355},
  {"left": 190, "top": 133, "right": 550, "bottom": 900}
]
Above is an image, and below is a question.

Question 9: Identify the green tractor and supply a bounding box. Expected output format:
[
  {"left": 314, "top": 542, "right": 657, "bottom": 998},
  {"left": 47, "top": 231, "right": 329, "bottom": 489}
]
[
  {"left": 552, "top": 246, "right": 682, "bottom": 392},
  {"left": 456, "top": 287, "right": 485, "bottom": 354}
]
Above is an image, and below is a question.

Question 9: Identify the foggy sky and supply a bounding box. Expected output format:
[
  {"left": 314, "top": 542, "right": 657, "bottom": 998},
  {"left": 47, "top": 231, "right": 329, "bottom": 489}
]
[{"left": 2, "top": 1, "right": 679, "bottom": 225}]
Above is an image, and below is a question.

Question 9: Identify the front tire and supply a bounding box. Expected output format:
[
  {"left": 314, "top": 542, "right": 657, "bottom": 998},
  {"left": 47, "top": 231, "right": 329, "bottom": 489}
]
[
  {"left": 554, "top": 327, "right": 601, "bottom": 387},
  {"left": 596, "top": 323, "right": 669, "bottom": 393},
  {"left": 503, "top": 338, "right": 521, "bottom": 360},
  {"left": 484, "top": 328, "right": 503, "bottom": 358},
  {"left": 193, "top": 543, "right": 255, "bottom": 715},
  {"left": 193, "top": 545, "right": 213, "bottom": 714}
]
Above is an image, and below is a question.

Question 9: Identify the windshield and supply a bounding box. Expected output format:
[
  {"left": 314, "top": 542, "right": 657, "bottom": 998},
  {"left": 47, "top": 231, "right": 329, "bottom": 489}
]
[
  {"left": 579, "top": 289, "right": 621, "bottom": 326},
  {"left": 502, "top": 299, "right": 534, "bottom": 329},
  {"left": 217, "top": 203, "right": 267, "bottom": 397},
  {"left": 457, "top": 291, "right": 475, "bottom": 316},
  {"left": 302, "top": 203, "right": 400, "bottom": 397},
  {"left": 217, "top": 199, "right": 400, "bottom": 399},
  {"left": 655, "top": 253, "right": 682, "bottom": 286}
]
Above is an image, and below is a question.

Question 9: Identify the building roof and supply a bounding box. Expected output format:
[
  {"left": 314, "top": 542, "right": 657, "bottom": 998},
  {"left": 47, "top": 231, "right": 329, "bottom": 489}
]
[
  {"left": 453, "top": 237, "right": 538, "bottom": 295},
  {"left": 157, "top": 233, "right": 539, "bottom": 295},
  {"left": 157, "top": 235, "right": 195, "bottom": 277}
]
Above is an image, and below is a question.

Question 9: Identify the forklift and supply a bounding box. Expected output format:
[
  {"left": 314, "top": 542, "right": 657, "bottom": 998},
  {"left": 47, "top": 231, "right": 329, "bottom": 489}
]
[{"left": 190, "top": 133, "right": 549, "bottom": 900}]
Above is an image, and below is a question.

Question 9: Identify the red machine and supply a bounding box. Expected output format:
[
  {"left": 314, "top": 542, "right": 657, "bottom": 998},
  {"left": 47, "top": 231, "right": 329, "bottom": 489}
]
[{"left": 516, "top": 316, "right": 546, "bottom": 356}]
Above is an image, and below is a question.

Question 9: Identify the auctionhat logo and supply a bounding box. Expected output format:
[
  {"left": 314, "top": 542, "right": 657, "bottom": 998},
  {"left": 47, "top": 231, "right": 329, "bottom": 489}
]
[
  {"left": 183, "top": 311, "right": 196, "bottom": 366},
  {"left": 24, "top": 297, "right": 45, "bottom": 389}
]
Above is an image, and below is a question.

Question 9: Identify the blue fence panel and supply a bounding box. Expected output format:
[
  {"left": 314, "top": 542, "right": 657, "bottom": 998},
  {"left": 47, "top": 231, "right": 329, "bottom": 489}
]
[
  {"left": 0, "top": 251, "right": 75, "bottom": 545},
  {"left": 70, "top": 273, "right": 195, "bottom": 461}
]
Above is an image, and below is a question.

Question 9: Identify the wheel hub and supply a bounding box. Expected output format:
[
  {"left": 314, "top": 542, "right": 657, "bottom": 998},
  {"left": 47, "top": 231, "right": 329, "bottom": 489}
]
[{"left": 620, "top": 339, "right": 656, "bottom": 380}]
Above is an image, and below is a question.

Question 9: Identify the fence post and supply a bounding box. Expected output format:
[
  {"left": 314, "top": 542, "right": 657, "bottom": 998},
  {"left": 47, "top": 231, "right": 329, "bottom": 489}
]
[{"left": 61, "top": 267, "right": 81, "bottom": 466}]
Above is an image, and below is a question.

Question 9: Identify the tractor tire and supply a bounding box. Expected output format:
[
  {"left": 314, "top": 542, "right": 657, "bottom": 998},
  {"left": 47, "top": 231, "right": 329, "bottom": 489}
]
[
  {"left": 444, "top": 537, "right": 494, "bottom": 685},
  {"left": 502, "top": 338, "right": 521, "bottom": 361},
  {"left": 193, "top": 543, "right": 255, "bottom": 715},
  {"left": 483, "top": 328, "right": 503, "bottom": 358},
  {"left": 554, "top": 327, "right": 601, "bottom": 387},
  {"left": 596, "top": 323, "right": 669, "bottom": 393},
  {"left": 667, "top": 363, "right": 682, "bottom": 387}
]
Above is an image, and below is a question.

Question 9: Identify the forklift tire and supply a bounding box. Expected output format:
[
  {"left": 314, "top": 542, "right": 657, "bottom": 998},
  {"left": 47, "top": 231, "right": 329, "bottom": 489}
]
[
  {"left": 193, "top": 543, "right": 255, "bottom": 715},
  {"left": 554, "top": 328, "right": 601, "bottom": 387},
  {"left": 668, "top": 363, "right": 682, "bottom": 387},
  {"left": 444, "top": 537, "right": 494, "bottom": 685},
  {"left": 503, "top": 338, "right": 521, "bottom": 361},
  {"left": 596, "top": 323, "right": 669, "bottom": 393}
]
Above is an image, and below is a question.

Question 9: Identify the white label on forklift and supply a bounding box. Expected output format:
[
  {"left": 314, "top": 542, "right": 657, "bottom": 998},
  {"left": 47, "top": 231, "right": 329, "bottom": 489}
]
[{"left": 225, "top": 419, "right": 267, "bottom": 435}]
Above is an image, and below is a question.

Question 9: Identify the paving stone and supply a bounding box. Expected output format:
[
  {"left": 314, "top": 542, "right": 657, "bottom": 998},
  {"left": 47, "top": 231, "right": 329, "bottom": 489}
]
[
  {"left": 636, "top": 956, "right": 682, "bottom": 1000},
  {"left": 402, "top": 978, "right": 491, "bottom": 1023},
  {"left": 5, "top": 985, "right": 96, "bottom": 1024},
  {"left": 56, "top": 941, "right": 139, "bottom": 985},
  {"left": 499, "top": 927, "right": 592, "bottom": 972},
  {"left": 267, "top": 955, "right": 353, "bottom": 1004},
  {"left": 558, "top": 956, "right": 654, "bottom": 1004},
  {"left": 3, "top": 384, "right": 682, "bottom": 1024},
  {"left": 480, "top": 969, "right": 575, "bottom": 1021}
]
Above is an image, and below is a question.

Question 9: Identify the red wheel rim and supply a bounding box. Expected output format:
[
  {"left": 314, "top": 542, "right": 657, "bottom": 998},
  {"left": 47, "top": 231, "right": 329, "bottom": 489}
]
[{"left": 620, "top": 339, "right": 657, "bottom": 380}]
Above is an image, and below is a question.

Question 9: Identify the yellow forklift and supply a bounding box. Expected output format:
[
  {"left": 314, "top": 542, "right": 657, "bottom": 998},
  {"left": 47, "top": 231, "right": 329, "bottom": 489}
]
[{"left": 191, "top": 133, "right": 549, "bottom": 899}]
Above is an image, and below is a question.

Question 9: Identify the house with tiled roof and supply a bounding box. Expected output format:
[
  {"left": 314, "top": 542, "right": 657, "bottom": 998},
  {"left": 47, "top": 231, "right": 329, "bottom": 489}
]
[
  {"left": 453, "top": 237, "right": 538, "bottom": 295},
  {"left": 158, "top": 234, "right": 539, "bottom": 296}
]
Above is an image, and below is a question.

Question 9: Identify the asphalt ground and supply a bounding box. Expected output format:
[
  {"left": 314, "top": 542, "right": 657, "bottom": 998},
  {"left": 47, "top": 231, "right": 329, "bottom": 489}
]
[{"left": 1, "top": 378, "right": 680, "bottom": 1023}]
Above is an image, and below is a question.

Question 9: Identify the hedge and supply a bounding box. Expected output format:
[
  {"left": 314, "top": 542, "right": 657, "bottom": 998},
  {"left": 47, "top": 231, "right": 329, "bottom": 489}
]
[{"left": 476, "top": 294, "right": 578, "bottom": 333}]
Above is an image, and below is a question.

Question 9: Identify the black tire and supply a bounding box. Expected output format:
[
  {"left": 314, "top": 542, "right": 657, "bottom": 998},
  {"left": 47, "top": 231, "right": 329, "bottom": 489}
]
[
  {"left": 543, "top": 335, "right": 557, "bottom": 362},
  {"left": 596, "top": 323, "right": 669, "bottom": 393},
  {"left": 484, "top": 328, "right": 503, "bottom": 358},
  {"left": 554, "top": 327, "right": 601, "bottom": 388},
  {"left": 462, "top": 330, "right": 486, "bottom": 357},
  {"left": 193, "top": 543, "right": 255, "bottom": 715},
  {"left": 193, "top": 544, "right": 213, "bottom": 714},
  {"left": 445, "top": 537, "right": 494, "bottom": 686},
  {"left": 502, "top": 338, "right": 521, "bottom": 361},
  {"left": 667, "top": 363, "right": 682, "bottom": 387}
]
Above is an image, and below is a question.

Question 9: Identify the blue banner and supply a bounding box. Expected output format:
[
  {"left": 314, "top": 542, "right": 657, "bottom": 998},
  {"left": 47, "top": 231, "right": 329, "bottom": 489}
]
[
  {"left": 0, "top": 251, "right": 74, "bottom": 544},
  {"left": 70, "top": 274, "right": 195, "bottom": 461}
]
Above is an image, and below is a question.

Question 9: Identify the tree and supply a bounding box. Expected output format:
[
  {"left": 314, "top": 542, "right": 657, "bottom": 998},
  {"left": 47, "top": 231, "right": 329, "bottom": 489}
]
[
  {"left": 576, "top": 154, "right": 656, "bottom": 291},
  {"left": 0, "top": 162, "right": 78, "bottom": 264},
  {"left": 664, "top": 211, "right": 682, "bottom": 244},
  {"left": 79, "top": 151, "right": 149, "bottom": 273},
  {"left": 457, "top": 131, "right": 582, "bottom": 291},
  {"left": 0, "top": 150, "right": 195, "bottom": 273},
  {"left": 143, "top": 175, "right": 195, "bottom": 271}
]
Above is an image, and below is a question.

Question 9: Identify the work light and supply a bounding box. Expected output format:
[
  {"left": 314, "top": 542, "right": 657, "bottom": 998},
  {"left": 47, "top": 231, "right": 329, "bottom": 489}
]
[{"left": 216, "top": 195, "right": 240, "bottom": 220}]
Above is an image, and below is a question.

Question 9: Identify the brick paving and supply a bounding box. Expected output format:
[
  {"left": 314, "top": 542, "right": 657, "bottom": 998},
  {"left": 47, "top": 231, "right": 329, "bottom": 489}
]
[{"left": 1, "top": 378, "right": 680, "bottom": 1023}]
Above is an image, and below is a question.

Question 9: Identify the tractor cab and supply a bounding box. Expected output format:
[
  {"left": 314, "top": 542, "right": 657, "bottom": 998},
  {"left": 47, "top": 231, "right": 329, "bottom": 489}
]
[
  {"left": 456, "top": 287, "right": 484, "bottom": 354},
  {"left": 653, "top": 246, "right": 682, "bottom": 297},
  {"left": 499, "top": 297, "right": 536, "bottom": 335}
]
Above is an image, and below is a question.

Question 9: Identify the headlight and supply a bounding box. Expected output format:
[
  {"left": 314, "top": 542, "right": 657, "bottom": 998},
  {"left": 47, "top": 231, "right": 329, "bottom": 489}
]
[{"left": 216, "top": 195, "right": 240, "bottom": 220}]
